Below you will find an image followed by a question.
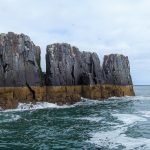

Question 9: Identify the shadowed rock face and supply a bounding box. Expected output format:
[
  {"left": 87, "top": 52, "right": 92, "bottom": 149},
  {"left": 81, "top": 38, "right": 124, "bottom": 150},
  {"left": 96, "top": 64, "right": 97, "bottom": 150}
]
[
  {"left": 102, "top": 54, "right": 133, "bottom": 85},
  {"left": 0, "top": 32, "right": 42, "bottom": 87},
  {"left": 46, "top": 43, "right": 103, "bottom": 86}
]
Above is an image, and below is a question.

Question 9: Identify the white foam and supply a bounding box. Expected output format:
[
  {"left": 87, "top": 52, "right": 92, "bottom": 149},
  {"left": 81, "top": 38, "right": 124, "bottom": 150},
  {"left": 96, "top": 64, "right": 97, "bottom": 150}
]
[
  {"left": 0, "top": 114, "right": 21, "bottom": 123},
  {"left": 112, "top": 113, "right": 147, "bottom": 125},
  {"left": 2, "top": 98, "right": 98, "bottom": 112},
  {"left": 89, "top": 127, "right": 150, "bottom": 150},
  {"left": 1, "top": 99, "right": 98, "bottom": 112},
  {"left": 132, "top": 96, "right": 150, "bottom": 101},
  {"left": 3, "top": 102, "right": 73, "bottom": 112},
  {"left": 89, "top": 113, "right": 148, "bottom": 149},
  {"left": 78, "top": 117, "right": 102, "bottom": 122},
  {"left": 80, "top": 98, "right": 101, "bottom": 104},
  {"left": 2, "top": 95, "right": 150, "bottom": 112},
  {"left": 108, "top": 96, "right": 123, "bottom": 100},
  {"left": 18, "top": 102, "right": 72, "bottom": 110},
  {"left": 109, "top": 96, "right": 150, "bottom": 101},
  {"left": 140, "top": 111, "right": 150, "bottom": 118}
]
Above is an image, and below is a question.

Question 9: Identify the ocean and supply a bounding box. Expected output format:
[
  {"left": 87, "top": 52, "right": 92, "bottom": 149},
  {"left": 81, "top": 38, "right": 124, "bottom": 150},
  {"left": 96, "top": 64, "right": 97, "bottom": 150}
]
[{"left": 0, "top": 86, "right": 150, "bottom": 150}]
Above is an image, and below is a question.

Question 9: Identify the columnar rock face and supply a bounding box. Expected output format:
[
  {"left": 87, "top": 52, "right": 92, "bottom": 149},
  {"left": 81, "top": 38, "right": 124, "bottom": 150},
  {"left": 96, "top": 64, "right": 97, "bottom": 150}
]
[
  {"left": 46, "top": 43, "right": 103, "bottom": 86},
  {"left": 0, "top": 32, "right": 42, "bottom": 87},
  {"left": 102, "top": 54, "right": 133, "bottom": 85}
]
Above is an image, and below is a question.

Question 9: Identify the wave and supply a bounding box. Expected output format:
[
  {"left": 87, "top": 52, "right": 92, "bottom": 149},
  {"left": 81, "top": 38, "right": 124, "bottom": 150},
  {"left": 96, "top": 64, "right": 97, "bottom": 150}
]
[
  {"left": 77, "top": 116, "right": 103, "bottom": 122},
  {"left": 89, "top": 113, "right": 149, "bottom": 149},
  {"left": 140, "top": 111, "right": 150, "bottom": 118},
  {"left": 112, "top": 113, "right": 147, "bottom": 125},
  {"left": 2, "top": 102, "right": 74, "bottom": 112},
  {"left": 1, "top": 95, "right": 150, "bottom": 112},
  {"left": 89, "top": 126, "right": 150, "bottom": 150},
  {"left": 1, "top": 98, "right": 101, "bottom": 112},
  {"left": 0, "top": 114, "right": 21, "bottom": 123},
  {"left": 108, "top": 95, "right": 150, "bottom": 101}
]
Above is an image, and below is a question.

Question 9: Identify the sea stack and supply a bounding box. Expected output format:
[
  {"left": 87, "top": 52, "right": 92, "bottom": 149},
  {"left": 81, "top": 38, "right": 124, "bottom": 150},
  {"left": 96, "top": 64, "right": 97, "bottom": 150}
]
[
  {"left": 0, "top": 32, "right": 43, "bottom": 109},
  {"left": 103, "top": 54, "right": 133, "bottom": 85},
  {"left": 0, "top": 32, "right": 135, "bottom": 109},
  {"left": 101, "top": 54, "right": 134, "bottom": 98}
]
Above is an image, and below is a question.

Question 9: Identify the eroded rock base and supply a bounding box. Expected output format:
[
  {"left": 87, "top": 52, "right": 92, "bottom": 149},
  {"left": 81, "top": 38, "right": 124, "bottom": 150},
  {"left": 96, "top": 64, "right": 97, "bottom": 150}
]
[{"left": 0, "top": 85, "right": 134, "bottom": 109}]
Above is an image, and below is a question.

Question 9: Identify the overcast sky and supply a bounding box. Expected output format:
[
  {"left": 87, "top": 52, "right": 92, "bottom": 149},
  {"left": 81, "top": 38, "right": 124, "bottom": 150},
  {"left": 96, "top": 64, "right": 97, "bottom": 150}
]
[{"left": 0, "top": 0, "right": 150, "bottom": 85}]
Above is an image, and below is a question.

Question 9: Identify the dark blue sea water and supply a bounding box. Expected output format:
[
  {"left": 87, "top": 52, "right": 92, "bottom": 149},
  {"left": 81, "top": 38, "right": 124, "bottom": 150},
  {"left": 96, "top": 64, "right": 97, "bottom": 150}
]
[{"left": 0, "top": 86, "right": 150, "bottom": 150}]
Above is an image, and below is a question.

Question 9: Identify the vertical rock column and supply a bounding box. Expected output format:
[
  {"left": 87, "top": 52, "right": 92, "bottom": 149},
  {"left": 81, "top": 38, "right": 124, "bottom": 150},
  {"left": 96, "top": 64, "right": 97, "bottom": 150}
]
[{"left": 102, "top": 54, "right": 135, "bottom": 97}]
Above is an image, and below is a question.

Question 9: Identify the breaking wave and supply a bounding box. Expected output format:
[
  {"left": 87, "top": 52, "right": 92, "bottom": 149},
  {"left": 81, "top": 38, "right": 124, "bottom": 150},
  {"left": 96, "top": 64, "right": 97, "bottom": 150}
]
[
  {"left": 89, "top": 112, "right": 149, "bottom": 149},
  {"left": 1, "top": 95, "right": 150, "bottom": 112}
]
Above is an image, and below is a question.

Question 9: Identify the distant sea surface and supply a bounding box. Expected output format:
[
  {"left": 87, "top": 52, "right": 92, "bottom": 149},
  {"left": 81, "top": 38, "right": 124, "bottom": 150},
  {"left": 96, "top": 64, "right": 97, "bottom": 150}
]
[{"left": 0, "top": 86, "right": 150, "bottom": 150}]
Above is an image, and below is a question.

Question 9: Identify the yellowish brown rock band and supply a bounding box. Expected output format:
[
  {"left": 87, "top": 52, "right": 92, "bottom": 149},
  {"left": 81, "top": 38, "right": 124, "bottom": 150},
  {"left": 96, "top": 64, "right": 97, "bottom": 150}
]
[{"left": 0, "top": 85, "right": 134, "bottom": 109}]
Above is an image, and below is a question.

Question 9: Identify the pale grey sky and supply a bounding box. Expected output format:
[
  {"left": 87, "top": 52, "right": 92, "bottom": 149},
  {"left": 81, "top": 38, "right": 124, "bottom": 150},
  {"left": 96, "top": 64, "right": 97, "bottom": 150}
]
[{"left": 0, "top": 0, "right": 150, "bottom": 85}]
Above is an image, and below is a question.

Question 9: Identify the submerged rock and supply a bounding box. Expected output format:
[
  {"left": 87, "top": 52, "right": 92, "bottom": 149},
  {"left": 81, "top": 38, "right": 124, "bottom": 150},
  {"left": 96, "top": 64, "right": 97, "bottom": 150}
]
[{"left": 0, "top": 32, "right": 42, "bottom": 87}]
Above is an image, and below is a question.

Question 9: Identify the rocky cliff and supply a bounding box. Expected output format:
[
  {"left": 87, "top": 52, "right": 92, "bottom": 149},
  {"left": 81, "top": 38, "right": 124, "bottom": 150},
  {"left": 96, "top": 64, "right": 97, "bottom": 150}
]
[
  {"left": 46, "top": 43, "right": 103, "bottom": 86},
  {"left": 0, "top": 32, "right": 42, "bottom": 87},
  {"left": 0, "top": 33, "right": 135, "bottom": 109},
  {"left": 0, "top": 32, "right": 43, "bottom": 109},
  {"left": 102, "top": 54, "right": 133, "bottom": 85}
]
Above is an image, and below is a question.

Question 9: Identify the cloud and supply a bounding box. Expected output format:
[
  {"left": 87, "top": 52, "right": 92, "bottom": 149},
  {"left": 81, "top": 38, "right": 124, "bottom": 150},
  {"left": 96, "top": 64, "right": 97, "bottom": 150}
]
[{"left": 0, "top": 0, "right": 150, "bottom": 84}]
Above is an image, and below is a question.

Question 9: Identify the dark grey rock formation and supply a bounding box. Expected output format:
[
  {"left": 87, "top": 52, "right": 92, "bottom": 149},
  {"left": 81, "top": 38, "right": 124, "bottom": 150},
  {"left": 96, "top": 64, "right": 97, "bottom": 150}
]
[
  {"left": 102, "top": 54, "right": 133, "bottom": 85},
  {"left": 0, "top": 32, "right": 42, "bottom": 87},
  {"left": 46, "top": 43, "right": 103, "bottom": 86},
  {"left": 46, "top": 44, "right": 133, "bottom": 86},
  {"left": 0, "top": 32, "right": 133, "bottom": 88},
  {"left": 0, "top": 33, "right": 135, "bottom": 109}
]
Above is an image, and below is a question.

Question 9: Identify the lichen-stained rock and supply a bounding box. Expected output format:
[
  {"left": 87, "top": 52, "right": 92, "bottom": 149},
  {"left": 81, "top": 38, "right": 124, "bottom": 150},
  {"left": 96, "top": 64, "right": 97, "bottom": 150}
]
[
  {"left": 46, "top": 43, "right": 103, "bottom": 86},
  {"left": 102, "top": 54, "right": 133, "bottom": 85},
  {"left": 0, "top": 32, "right": 42, "bottom": 87}
]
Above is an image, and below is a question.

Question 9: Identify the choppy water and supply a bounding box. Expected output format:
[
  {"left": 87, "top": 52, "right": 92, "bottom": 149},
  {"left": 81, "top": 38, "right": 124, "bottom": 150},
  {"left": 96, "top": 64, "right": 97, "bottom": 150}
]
[{"left": 0, "top": 86, "right": 150, "bottom": 150}]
